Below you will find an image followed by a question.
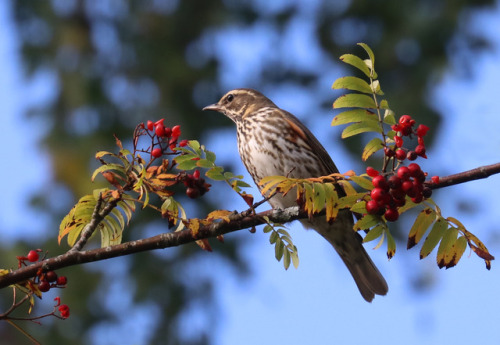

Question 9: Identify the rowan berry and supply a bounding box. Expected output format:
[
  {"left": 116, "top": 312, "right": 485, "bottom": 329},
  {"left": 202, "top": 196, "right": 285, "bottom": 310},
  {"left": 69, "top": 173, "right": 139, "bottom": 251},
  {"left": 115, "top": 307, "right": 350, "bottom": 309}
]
[
  {"left": 370, "top": 188, "right": 387, "bottom": 202},
  {"left": 395, "top": 149, "right": 406, "bottom": 161},
  {"left": 415, "top": 145, "right": 426, "bottom": 158},
  {"left": 384, "top": 208, "right": 399, "bottom": 222},
  {"left": 406, "top": 151, "right": 417, "bottom": 161},
  {"left": 57, "top": 276, "right": 68, "bottom": 286},
  {"left": 146, "top": 120, "right": 154, "bottom": 131},
  {"left": 388, "top": 175, "right": 402, "bottom": 190},
  {"left": 366, "top": 200, "right": 382, "bottom": 215},
  {"left": 171, "top": 125, "right": 181, "bottom": 138},
  {"left": 27, "top": 250, "right": 39, "bottom": 262},
  {"left": 366, "top": 167, "right": 379, "bottom": 177},
  {"left": 156, "top": 125, "right": 166, "bottom": 137},
  {"left": 38, "top": 281, "right": 50, "bottom": 292},
  {"left": 151, "top": 148, "right": 162, "bottom": 158},
  {"left": 397, "top": 166, "right": 411, "bottom": 180},
  {"left": 372, "top": 175, "right": 389, "bottom": 190},
  {"left": 45, "top": 271, "right": 58, "bottom": 283},
  {"left": 416, "top": 124, "right": 430, "bottom": 137},
  {"left": 407, "top": 163, "right": 421, "bottom": 177}
]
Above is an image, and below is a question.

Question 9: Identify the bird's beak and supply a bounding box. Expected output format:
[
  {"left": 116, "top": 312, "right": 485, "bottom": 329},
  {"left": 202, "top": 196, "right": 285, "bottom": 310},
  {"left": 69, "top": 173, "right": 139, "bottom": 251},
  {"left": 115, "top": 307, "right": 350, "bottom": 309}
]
[{"left": 202, "top": 103, "right": 221, "bottom": 112}]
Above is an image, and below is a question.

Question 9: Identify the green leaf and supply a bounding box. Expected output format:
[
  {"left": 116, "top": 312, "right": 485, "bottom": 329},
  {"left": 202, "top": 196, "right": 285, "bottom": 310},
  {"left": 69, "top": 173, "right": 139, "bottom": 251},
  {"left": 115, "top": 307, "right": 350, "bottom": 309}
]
[
  {"left": 407, "top": 208, "right": 436, "bottom": 249},
  {"left": 350, "top": 200, "right": 367, "bottom": 214},
  {"left": 205, "top": 150, "right": 216, "bottom": 163},
  {"left": 91, "top": 164, "right": 126, "bottom": 182},
  {"left": 291, "top": 249, "right": 299, "bottom": 269},
  {"left": 437, "top": 227, "right": 459, "bottom": 268},
  {"left": 349, "top": 175, "right": 374, "bottom": 190},
  {"left": 354, "top": 214, "right": 380, "bottom": 231},
  {"left": 176, "top": 159, "right": 198, "bottom": 170},
  {"left": 362, "top": 137, "right": 384, "bottom": 161},
  {"left": 444, "top": 236, "right": 467, "bottom": 268},
  {"left": 379, "top": 99, "right": 389, "bottom": 109},
  {"left": 364, "top": 224, "right": 385, "bottom": 243},
  {"left": 383, "top": 109, "right": 396, "bottom": 125},
  {"left": 333, "top": 93, "right": 377, "bottom": 110},
  {"left": 275, "top": 237, "right": 284, "bottom": 260},
  {"left": 195, "top": 158, "right": 214, "bottom": 168},
  {"left": 312, "top": 183, "right": 326, "bottom": 213},
  {"left": 331, "top": 109, "right": 377, "bottom": 126},
  {"left": 205, "top": 167, "right": 226, "bottom": 181},
  {"left": 332, "top": 76, "right": 373, "bottom": 94},
  {"left": 370, "top": 80, "right": 384, "bottom": 95},
  {"left": 386, "top": 228, "right": 396, "bottom": 259},
  {"left": 283, "top": 249, "right": 291, "bottom": 270},
  {"left": 338, "top": 53, "right": 373, "bottom": 79},
  {"left": 358, "top": 43, "right": 376, "bottom": 67},
  {"left": 188, "top": 140, "right": 201, "bottom": 154},
  {"left": 269, "top": 231, "right": 278, "bottom": 244},
  {"left": 341, "top": 120, "right": 382, "bottom": 138},
  {"left": 420, "top": 217, "right": 447, "bottom": 259}
]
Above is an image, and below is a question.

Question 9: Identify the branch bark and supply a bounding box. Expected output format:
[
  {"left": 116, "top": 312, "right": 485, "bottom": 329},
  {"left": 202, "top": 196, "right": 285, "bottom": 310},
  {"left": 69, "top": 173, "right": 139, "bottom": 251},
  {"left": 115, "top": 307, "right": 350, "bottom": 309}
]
[{"left": 0, "top": 162, "right": 498, "bottom": 290}]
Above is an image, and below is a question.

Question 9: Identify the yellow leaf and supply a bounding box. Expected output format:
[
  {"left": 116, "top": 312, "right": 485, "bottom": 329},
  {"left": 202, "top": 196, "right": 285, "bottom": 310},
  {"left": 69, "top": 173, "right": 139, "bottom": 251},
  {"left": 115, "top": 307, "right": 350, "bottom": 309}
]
[
  {"left": 407, "top": 208, "right": 436, "bottom": 249},
  {"left": 206, "top": 210, "right": 233, "bottom": 223}
]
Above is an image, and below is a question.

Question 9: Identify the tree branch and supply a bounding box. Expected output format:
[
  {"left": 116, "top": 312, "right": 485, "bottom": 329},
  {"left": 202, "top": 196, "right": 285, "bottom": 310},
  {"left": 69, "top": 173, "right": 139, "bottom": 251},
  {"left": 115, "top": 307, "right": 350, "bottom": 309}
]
[{"left": 0, "top": 162, "right": 498, "bottom": 290}]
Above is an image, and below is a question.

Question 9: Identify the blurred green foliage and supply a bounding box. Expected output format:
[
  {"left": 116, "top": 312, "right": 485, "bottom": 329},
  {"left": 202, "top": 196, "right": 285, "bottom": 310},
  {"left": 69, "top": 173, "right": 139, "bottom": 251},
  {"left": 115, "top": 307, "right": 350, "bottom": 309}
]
[{"left": 4, "top": 0, "right": 494, "bottom": 343}]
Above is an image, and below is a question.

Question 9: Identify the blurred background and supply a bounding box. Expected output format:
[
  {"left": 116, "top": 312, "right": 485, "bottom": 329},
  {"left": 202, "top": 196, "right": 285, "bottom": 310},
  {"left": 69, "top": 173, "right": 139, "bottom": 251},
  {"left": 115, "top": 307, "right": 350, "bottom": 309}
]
[{"left": 1, "top": 0, "right": 499, "bottom": 344}]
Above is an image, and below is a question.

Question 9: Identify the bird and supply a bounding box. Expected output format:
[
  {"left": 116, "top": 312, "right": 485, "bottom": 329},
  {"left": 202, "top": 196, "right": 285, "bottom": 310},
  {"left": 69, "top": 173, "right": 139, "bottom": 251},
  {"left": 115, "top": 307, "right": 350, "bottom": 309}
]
[{"left": 203, "top": 88, "right": 388, "bottom": 302}]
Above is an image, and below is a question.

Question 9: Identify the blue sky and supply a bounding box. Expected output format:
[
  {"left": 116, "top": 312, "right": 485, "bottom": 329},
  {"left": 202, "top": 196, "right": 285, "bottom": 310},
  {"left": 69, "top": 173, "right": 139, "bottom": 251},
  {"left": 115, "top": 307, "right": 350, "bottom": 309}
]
[{"left": 1, "top": 1, "right": 500, "bottom": 345}]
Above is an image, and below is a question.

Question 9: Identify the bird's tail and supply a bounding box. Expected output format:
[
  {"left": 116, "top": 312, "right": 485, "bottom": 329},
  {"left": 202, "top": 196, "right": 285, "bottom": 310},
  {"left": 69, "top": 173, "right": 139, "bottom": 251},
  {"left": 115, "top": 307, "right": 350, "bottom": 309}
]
[{"left": 302, "top": 210, "right": 388, "bottom": 302}]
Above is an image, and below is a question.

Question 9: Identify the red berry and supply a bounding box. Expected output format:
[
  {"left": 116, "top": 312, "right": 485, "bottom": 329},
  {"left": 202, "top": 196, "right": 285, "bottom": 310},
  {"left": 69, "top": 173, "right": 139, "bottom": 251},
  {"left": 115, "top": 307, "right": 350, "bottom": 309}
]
[
  {"left": 46, "top": 271, "right": 58, "bottom": 283},
  {"left": 366, "top": 167, "right": 379, "bottom": 177},
  {"left": 422, "top": 187, "right": 433, "bottom": 198},
  {"left": 397, "top": 166, "right": 411, "bottom": 180},
  {"left": 151, "top": 148, "right": 162, "bottom": 158},
  {"left": 394, "top": 135, "right": 403, "bottom": 148},
  {"left": 27, "top": 250, "right": 39, "bottom": 262},
  {"left": 415, "top": 145, "right": 426, "bottom": 158},
  {"left": 431, "top": 176, "right": 440, "bottom": 184},
  {"left": 154, "top": 119, "right": 165, "bottom": 127},
  {"left": 171, "top": 125, "right": 181, "bottom": 138},
  {"left": 38, "top": 281, "right": 50, "bottom": 292},
  {"left": 388, "top": 175, "right": 402, "bottom": 190},
  {"left": 384, "top": 208, "right": 399, "bottom": 222},
  {"left": 179, "top": 139, "right": 189, "bottom": 147},
  {"left": 411, "top": 194, "right": 424, "bottom": 204},
  {"left": 395, "top": 149, "right": 406, "bottom": 161},
  {"left": 186, "top": 187, "right": 200, "bottom": 199},
  {"left": 402, "top": 180, "right": 414, "bottom": 193},
  {"left": 155, "top": 124, "right": 166, "bottom": 137},
  {"left": 392, "top": 197, "right": 406, "bottom": 207},
  {"left": 407, "top": 163, "right": 421, "bottom": 177},
  {"left": 366, "top": 200, "right": 382, "bottom": 215},
  {"left": 370, "top": 188, "right": 387, "bottom": 202},
  {"left": 372, "top": 175, "right": 389, "bottom": 190},
  {"left": 390, "top": 187, "right": 406, "bottom": 200},
  {"left": 146, "top": 120, "right": 154, "bottom": 131},
  {"left": 392, "top": 124, "right": 401, "bottom": 132},
  {"left": 406, "top": 151, "right": 417, "bottom": 161},
  {"left": 384, "top": 147, "right": 395, "bottom": 157},
  {"left": 399, "top": 115, "right": 412, "bottom": 126},
  {"left": 57, "top": 276, "right": 68, "bottom": 286},
  {"left": 416, "top": 124, "right": 430, "bottom": 137}
]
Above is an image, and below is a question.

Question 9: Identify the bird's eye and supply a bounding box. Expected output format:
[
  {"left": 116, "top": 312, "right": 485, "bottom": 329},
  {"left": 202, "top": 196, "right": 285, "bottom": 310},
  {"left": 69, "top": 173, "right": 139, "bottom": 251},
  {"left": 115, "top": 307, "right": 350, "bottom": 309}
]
[{"left": 227, "top": 94, "right": 234, "bottom": 103}]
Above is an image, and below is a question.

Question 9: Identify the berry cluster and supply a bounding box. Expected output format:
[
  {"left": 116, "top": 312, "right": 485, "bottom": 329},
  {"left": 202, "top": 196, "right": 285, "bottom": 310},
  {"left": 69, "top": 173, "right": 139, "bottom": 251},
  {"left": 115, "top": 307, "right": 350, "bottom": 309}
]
[
  {"left": 366, "top": 163, "right": 432, "bottom": 221},
  {"left": 387, "top": 115, "right": 429, "bottom": 161},
  {"left": 364, "top": 115, "right": 437, "bottom": 222},
  {"left": 17, "top": 250, "right": 68, "bottom": 293},
  {"left": 143, "top": 119, "right": 188, "bottom": 158},
  {"left": 182, "top": 169, "right": 211, "bottom": 199}
]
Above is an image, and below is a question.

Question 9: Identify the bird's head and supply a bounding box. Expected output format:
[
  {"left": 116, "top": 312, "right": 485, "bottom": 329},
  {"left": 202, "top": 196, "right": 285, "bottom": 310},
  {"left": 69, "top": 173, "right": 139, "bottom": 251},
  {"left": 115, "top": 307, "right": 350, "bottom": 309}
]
[{"left": 202, "top": 88, "right": 276, "bottom": 122}]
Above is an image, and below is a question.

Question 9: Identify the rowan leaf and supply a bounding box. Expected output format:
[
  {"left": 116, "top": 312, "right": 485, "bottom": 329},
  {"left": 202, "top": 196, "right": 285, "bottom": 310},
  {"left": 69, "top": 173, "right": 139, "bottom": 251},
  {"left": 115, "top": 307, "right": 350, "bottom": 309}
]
[
  {"left": 332, "top": 76, "right": 373, "bottom": 94},
  {"left": 363, "top": 224, "right": 385, "bottom": 243},
  {"left": 407, "top": 208, "right": 436, "bottom": 249},
  {"left": 331, "top": 109, "right": 377, "bottom": 126},
  {"left": 354, "top": 214, "right": 380, "bottom": 231},
  {"left": 339, "top": 53, "right": 373, "bottom": 79},
  {"left": 349, "top": 175, "right": 374, "bottom": 191},
  {"left": 333, "top": 93, "right": 377, "bottom": 110},
  {"left": 362, "top": 137, "right": 384, "bottom": 161},
  {"left": 341, "top": 120, "right": 382, "bottom": 138},
  {"left": 437, "top": 227, "right": 459, "bottom": 268},
  {"left": 420, "top": 217, "right": 447, "bottom": 259}
]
